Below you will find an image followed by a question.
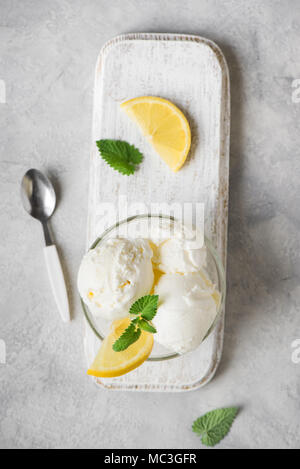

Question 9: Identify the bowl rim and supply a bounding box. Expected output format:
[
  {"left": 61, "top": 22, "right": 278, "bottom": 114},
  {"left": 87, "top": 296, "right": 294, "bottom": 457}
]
[{"left": 81, "top": 214, "right": 226, "bottom": 362}]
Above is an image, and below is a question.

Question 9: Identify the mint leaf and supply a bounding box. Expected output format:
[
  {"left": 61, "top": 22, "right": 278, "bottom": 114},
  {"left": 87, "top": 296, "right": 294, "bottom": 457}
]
[
  {"left": 129, "top": 295, "right": 159, "bottom": 321},
  {"left": 192, "top": 407, "right": 239, "bottom": 447},
  {"left": 112, "top": 295, "right": 159, "bottom": 352},
  {"left": 112, "top": 322, "right": 141, "bottom": 352},
  {"left": 138, "top": 319, "right": 157, "bottom": 333},
  {"left": 96, "top": 139, "right": 143, "bottom": 175}
]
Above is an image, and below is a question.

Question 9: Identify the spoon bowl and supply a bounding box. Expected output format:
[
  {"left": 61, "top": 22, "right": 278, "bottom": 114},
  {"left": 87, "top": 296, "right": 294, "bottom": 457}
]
[{"left": 21, "top": 169, "right": 56, "bottom": 221}]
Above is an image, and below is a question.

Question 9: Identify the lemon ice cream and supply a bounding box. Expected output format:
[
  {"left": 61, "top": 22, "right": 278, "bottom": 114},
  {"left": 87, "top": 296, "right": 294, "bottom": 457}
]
[
  {"left": 153, "top": 271, "right": 220, "bottom": 354},
  {"left": 79, "top": 217, "right": 221, "bottom": 355},
  {"left": 78, "top": 238, "right": 154, "bottom": 320},
  {"left": 156, "top": 237, "right": 207, "bottom": 274}
]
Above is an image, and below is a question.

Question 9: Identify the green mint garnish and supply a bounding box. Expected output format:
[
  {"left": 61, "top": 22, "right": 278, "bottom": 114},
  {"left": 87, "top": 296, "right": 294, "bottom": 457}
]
[
  {"left": 129, "top": 294, "right": 159, "bottom": 321},
  {"left": 96, "top": 139, "right": 143, "bottom": 175},
  {"left": 112, "top": 322, "right": 141, "bottom": 352},
  {"left": 192, "top": 407, "right": 239, "bottom": 447},
  {"left": 138, "top": 319, "right": 157, "bottom": 333},
  {"left": 112, "top": 295, "right": 159, "bottom": 352}
]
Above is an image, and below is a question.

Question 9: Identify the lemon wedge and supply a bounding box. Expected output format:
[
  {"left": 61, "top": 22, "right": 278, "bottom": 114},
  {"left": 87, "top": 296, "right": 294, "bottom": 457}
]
[
  {"left": 121, "top": 96, "right": 191, "bottom": 172},
  {"left": 87, "top": 318, "right": 154, "bottom": 378}
]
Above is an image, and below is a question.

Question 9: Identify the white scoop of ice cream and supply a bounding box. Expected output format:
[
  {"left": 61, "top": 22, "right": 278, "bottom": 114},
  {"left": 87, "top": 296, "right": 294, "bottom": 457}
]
[
  {"left": 156, "top": 238, "right": 207, "bottom": 274},
  {"left": 153, "top": 271, "right": 220, "bottom": 354},
  {"left": 78, "top": 238, "right": 154, "bottom": 320}
]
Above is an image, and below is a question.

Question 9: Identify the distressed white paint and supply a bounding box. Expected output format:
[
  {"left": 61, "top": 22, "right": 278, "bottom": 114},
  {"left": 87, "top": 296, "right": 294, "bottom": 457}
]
[{"left": 84, "top": 33, "right": 230, "bottom": 392}]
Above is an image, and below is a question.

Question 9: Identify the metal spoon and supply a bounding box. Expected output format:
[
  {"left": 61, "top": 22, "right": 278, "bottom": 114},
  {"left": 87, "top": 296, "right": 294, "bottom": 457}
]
[{"left": 21, "top": 169, "right": 70, "bottom": 323}]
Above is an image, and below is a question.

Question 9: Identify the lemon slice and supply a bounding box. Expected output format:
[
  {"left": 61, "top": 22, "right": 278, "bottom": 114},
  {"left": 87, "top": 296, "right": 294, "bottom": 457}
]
[
  {"left": 87, "top": 318, "right": 154, "bottom": 378},
  {"left": 121, "top": 96, "right": 191, "bottom": 172}
]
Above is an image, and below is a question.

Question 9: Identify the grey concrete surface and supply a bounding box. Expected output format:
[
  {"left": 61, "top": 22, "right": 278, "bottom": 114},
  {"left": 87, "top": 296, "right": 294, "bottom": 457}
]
[{"left": 1, "top": 0, "right": 300, "bottom": 449}]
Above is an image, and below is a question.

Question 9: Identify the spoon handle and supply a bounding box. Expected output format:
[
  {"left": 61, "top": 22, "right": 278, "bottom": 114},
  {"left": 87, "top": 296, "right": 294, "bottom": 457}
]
[
  {"left": 42, "top": 220, "right": 53, "bottom": 246},
  {"left": 44, "top": 245, "right": 70, "bottom": 322}
]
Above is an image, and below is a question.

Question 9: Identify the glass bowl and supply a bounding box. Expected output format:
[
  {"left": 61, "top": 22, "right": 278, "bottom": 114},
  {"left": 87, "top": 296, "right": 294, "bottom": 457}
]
[{"left": 81, "top": 214, "right": 226, "bottom": 361}]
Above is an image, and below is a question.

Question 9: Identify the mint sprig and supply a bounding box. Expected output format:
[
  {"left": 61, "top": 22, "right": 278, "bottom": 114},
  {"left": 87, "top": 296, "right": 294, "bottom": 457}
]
[
  {"left": 96, "top": 139, "right": 143, "bottom": 175},
  {"left": 138, "top": 319, "right": 157, "bottom": 333},
  {"left": 129, "top": 295, "right": 159, "bottom": 321},
  {"left": 112, "top": 295, "right": 159, "bottom": 352},
  {"left": 192, "top": 407, "right": 239, "bottom": 447},
  {"left": 112, "top": 322, "right": 141, "bottom": 352}
]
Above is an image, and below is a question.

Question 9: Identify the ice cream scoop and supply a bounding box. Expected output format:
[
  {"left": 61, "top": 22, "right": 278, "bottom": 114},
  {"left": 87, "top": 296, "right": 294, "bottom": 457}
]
[
  {"left": 153, "top": 271, "right": 220, "bottom": 354},
  {"left": 78, "top": 238, "right": 154, "bottom": 320},
  {"left": 156, "top": 237, "right": 207, "bottom": 274}
]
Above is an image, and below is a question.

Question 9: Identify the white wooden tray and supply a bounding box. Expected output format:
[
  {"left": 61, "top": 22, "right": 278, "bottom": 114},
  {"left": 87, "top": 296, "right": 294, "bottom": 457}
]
[{"left": 84, "top": 33, "right": 230, "bottom": 392}]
